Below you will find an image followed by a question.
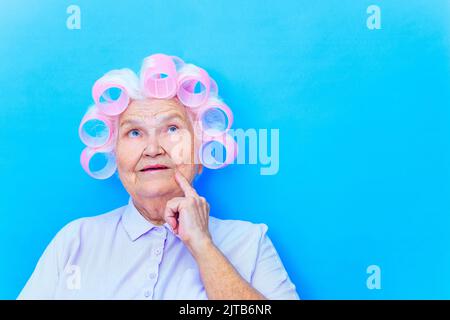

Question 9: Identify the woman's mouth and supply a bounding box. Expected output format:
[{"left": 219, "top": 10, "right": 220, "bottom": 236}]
[{"left": 139, "top": 164, "right": 170, "bottom": 173}]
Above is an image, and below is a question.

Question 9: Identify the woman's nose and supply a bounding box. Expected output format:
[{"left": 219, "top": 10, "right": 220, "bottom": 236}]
[{"left": 143, "top": 135, "right": 164, "bottom": 157}]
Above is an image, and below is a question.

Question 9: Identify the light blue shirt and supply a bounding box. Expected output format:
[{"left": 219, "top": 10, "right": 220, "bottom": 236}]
[{"left": 18, "top": 197, "right": 299, "bottom": 299}]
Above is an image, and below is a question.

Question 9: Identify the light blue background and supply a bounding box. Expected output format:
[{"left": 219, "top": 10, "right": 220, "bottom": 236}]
[{"left": 1, "top": 0, "right": 449, "bottom": 299}]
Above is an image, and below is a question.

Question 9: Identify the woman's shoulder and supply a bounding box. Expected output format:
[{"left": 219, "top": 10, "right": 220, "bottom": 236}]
[
  {"left": 209, "top": 216, "right": 269, "bottom": 246},
  {"left": 52, "top": 205, "right": 127, "bottom": 243},
  {"left": 209, "top": 215, "right": 268, "bottom": 229},
  {"left": 208, "top": 216, "right": 273, "bottom": 281}
]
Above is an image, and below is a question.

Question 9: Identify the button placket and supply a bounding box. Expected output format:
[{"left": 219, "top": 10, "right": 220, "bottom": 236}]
[{"left": 143, "top": 227, "right": 167, "bottom": 299}]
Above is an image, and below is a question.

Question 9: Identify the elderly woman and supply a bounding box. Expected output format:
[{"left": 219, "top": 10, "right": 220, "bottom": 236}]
[{"left": 19, "top": 54, "right": 299, "bottom": 300}]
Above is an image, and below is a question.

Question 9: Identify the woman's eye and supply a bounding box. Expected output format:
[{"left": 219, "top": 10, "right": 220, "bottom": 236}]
[
  {"left": 128, "top": 129, "right": 140, "bottom": 138},
  {"left": 168, "top": 125, "right": 178, "bottom": 133}
]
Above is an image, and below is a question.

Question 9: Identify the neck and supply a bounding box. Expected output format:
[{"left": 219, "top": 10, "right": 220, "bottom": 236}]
[{"left": 131, "top": 193, "right": 180, "bottom": 226}]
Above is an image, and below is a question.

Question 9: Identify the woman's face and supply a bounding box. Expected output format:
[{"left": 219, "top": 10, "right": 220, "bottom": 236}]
[{"left": 116, "top": 98, "right": 199, "bottom": 199}]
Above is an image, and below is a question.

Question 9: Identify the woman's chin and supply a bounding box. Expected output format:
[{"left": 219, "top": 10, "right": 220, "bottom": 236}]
[{"left": 136, "top": 180, "right": 176, "bottom": 197}]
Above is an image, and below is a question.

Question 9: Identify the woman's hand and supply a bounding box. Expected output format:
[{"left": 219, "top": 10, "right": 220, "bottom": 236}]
[{"left": 164, "top": 170, "right": 212, "bottom": 256}]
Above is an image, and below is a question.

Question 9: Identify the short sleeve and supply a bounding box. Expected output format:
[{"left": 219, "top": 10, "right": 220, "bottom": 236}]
[
  {"left": 17, "top": 236, "right": 60, "bottom": 300},
  {"left": 250, "top": 224, "right": 300, "bottom": 300}
]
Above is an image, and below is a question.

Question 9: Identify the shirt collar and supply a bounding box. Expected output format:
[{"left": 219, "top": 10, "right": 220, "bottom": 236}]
[{"left": 121, "top": 196, "right": 172, "bottom": 241}]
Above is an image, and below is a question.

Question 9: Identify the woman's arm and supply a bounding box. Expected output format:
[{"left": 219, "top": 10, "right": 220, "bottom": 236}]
[{"left": 191, "top": 238, "right": 266, "bottom": 300}]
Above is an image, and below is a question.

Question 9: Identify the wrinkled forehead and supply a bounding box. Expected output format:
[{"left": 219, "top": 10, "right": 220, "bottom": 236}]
[{"left": 119, "top": 98, "right": 193, "bottom": 127}]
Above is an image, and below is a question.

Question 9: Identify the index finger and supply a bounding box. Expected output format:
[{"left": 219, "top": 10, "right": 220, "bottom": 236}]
[{"left": 174, "top": 169, "right": 198, "bottom": 198}]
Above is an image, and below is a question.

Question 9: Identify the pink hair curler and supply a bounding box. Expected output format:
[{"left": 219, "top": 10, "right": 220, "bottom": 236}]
[
  {"left": 199, "top": 133, "right": 238, "bottom": 169},
  {"left": 141, "top": 53, "right": 178, "bottom": 99},
  {"left": 171, "top": 55, "right": 185, "bottom": 71},
  {"left": 209, "top": 76, "right": 218, "bottom": 97},
  {"left": 78, "top": 105, "right": 116, "bottom": 148},
  {"left": 92, "top": 80, "right": 130, "bottom": 116},
  {"left": 197, "top": 97, "right": 233, "bottom": 138},
  {"left": 176, "top": 64, "right": 212, "bottom": 108},
  {"left": 183, "top": 76, "right": 218, "bottom": 100},
  {"left": 80, "top": 146, "right": 117, "bottom": 180}
]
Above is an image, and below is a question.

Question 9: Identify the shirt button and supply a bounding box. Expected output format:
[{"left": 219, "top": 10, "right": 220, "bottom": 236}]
[
  {"left": 144, "top": 290, "right": 151, "bottom": 298},
  {"left": 154, "top": 248, "right": 161, "bottom": 256},
  {"left": 149, "top": 272, "right": 157, "bottom": 280}
]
